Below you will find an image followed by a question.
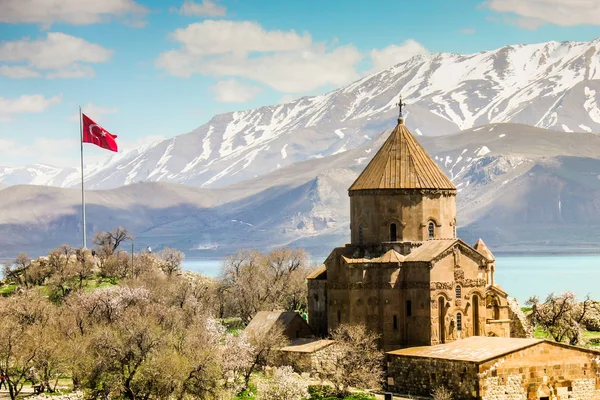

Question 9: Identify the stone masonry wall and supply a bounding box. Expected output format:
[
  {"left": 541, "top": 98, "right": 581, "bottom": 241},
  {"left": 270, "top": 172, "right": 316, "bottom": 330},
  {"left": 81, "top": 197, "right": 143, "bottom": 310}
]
[
  {"left": 481, "top": 375, "right": 527, "bottom": 400},
  {"left": 387, "top": 355, "right": 479, "bottom": 399},
  {"left": 278, "top": 345, "right": 338, "bottom": 377},
  {"left": 478, "top": 342, "right": 600, "bottom": 400},
  {"left": 507, "top": 297, "right": 534, "bottom": 338}
]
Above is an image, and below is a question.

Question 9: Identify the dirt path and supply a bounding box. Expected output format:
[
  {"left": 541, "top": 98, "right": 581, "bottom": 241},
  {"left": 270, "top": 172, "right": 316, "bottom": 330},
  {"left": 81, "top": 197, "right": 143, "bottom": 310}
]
[{"left": 0, "top": 386, "right": 35, "bottom": 399}]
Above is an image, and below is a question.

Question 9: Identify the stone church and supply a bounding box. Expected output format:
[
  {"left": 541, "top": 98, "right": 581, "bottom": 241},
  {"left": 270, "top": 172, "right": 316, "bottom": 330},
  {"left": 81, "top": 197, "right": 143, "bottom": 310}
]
[
  {"left": 307, "top": 112, "right": 516, "bottom": 350},
  {"left": 304, "top": 106, "right": 600, "bottom": 399}
]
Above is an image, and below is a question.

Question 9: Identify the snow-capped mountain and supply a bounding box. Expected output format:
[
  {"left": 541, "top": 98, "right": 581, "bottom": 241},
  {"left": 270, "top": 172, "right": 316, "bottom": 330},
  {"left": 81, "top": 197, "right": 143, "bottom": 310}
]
[
  {"left": 0, "top": 164, "right": 77, "bottom": 186},
  {"left": 4, "top": 123, "right": 600, "bottom": 260},
  {"left": 4, "top": 37, "right": 600, "bottom": 189}
]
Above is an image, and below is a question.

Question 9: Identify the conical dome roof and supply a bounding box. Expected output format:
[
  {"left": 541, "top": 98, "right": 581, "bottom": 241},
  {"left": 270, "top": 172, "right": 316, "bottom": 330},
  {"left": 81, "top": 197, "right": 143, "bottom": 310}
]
[{"left": 349, "top": 119, "right": 455, "bottom": 191}]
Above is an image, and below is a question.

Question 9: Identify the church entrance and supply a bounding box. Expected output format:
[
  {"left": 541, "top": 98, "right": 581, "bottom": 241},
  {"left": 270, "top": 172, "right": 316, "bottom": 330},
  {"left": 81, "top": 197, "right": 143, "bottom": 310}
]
[
  {"left": 473, "top": 295, "right": 479, "bottom": 336},
  {"left": 438, "top": 297, "right": 446, "bottom": 344}
]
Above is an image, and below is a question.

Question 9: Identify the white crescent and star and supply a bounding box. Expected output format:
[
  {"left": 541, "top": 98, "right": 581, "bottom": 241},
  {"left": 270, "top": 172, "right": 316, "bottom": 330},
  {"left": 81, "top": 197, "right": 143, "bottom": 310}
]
[{"left": 89, "top": 124, "right": 107, "bottom": 139}]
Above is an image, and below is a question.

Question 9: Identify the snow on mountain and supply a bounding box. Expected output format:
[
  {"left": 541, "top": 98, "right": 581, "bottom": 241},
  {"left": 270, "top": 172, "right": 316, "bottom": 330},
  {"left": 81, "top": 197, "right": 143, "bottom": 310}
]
[
  {"left": 0, "top": 164, "right": 78, "bottom": 187},
  {"left": 4, "top": 37, "right": 600, "bottom": 190}
]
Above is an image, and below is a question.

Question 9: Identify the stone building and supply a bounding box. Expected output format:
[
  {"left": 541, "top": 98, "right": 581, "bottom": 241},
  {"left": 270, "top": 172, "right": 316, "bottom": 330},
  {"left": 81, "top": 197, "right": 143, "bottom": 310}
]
[
  {"left": 307, "top": 114, "right": 517, "bottom": 350},
  {"left": 302, "top": 106, "right": 600, "bottom": 399},
  {"left": 245, "top": 311, "right": 314, "bottom": 340},
  {"left": 388, "top": 336, "right": 600, "bottom": 399}
]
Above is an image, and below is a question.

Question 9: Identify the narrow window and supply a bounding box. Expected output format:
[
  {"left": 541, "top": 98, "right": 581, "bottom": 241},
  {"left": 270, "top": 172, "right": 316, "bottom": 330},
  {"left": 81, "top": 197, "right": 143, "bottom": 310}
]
[
  {"left": 455, "top": 285, "right": 461, "bottom": 299},
  {"left": 390, "top": 223, "right": 397, "bottom": 242},
  {"left": 457, "top": 313, "right": 462, "bottom": 331},
  {"left": 296, "top": 330, "right": 300, "bottom": 338},
  {"left": 428, "top": 222, "right": 435, "bottom": 239},
  {"left": 453, "top": 224, "right": 456, "bottom": 238},
  {"left": 393, "top": 315, "right": 398, "bottom": 330},
  {"left": 337, "top": 310, "right": 341, "bottom": 324},
  {"left": 358, "top": 224, "right": 364, "bottom": 245},
  {"left": 406, "top": 300, "right": 412, "bottom": 317}
]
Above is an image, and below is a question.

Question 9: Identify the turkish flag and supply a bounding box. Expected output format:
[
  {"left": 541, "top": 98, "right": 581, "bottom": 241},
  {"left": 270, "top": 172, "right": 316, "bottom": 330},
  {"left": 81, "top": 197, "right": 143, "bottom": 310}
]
[{"left": 82, "top": 114, "right": 118, "bottom": 152}]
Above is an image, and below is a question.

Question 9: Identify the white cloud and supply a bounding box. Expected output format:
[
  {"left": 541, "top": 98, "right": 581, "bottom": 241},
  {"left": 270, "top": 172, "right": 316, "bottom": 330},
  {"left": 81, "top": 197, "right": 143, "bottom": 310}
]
[
  {"left": 156, "top": 20, "right": 362, "bottom": 93},
  {"left": 459, "top": 28, "right": 476, "bottom": 34},
  {"left": 47, "top": 65, "right": 97, "bottom": 79},
  {"left": 0, "top": 133, "right": 167, "bottom": 168},
  {"left": 369, "top": 39, "right": 430, "bottom": 73},
  {"left": 0, "top": 65, "right": 42, "bottom": 78},
  {"left": 68, "top": 103, "right": 119, "bottom": 122},
  {"left": 168, "top": 20, "right": 312, "bottom": 56},
  {"left": 0, "top": 94, "right": 62, "bottom": 122},
  {"left": 484, "top": 0, "right": 600, "bottom": 28},
  {"left": 176, "top": 0, "right": 226, "bottom": 17},
  {"left": 0, "top": 0, "right": 148, "bottom": 27},
  {"left": 278, "top": 94, "right": 296, "bottom": 104},
  {"left": 211, "top": 79, "right": 261, "bottom": 103},
  {"left": 0, "top": 32, "right": 113, "bottom": 79}
]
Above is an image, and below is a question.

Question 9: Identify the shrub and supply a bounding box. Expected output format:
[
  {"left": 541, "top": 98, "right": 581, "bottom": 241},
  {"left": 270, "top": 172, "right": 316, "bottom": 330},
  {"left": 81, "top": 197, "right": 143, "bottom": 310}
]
[
  {"left": 308, "top": 385, "right": 337, "bottom": 399},
  {"left": 307, "top": 385, "right": 375, "bottom": 399},
  {"left": 432, "top": 385, "right": 453, "bottom": 400},
  {"left": 234, "top": 383, "right": 257, "bottom": 399},
  {"left": 257, "top": 366, "right": 308, "bottom": 400}
]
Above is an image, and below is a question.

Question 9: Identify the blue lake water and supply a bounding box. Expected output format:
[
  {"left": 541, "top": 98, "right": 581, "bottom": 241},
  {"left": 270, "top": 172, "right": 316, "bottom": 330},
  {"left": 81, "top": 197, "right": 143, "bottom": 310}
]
[{"left": 184, "top": 255, "right": 600, "bottom": 305}]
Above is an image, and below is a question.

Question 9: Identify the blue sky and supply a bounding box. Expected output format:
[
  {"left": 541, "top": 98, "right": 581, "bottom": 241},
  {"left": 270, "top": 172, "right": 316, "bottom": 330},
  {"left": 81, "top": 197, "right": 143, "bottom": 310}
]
[{"left": 1, "top": 0, "right": 600, "bottom": 167}]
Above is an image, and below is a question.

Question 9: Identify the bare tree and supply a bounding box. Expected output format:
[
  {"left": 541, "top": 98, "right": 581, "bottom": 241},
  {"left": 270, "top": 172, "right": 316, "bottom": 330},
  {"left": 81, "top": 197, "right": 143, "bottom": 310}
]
[
  {"left": 0, "top": 292, "right": 54, "bottom": 400},
  {"left": 220, "top": 248, "right": 314, "bottom": 322},
  {"left": 320, "top": 324, "right": 384, "bottom": 396},
  {"left": 527, "top": 292, "right": 597, "bottom": 345},
  {"left": 93, "top": 227, "right": 133, "bottom": 257},
  {"left": 243, "top": 322, "right": 289, "bottom": 386},
  {"left": 158, "top": 247, "right": 185, "bottom": 277}
]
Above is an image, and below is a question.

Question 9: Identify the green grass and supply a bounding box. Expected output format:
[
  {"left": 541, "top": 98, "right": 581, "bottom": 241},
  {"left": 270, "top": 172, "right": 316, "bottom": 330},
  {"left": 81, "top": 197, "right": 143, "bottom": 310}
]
[
  {"left": 534, "top": 325, "right": 600, "bottom": 347},
  {"left": 234, "top": 383, "right": 257, "bottom": 399},
  {"left": 220, "top": 317, "right": 246, "bottom": 333},
  {"left": 0, "top": 283, "right": 17, "bottom": 296}
]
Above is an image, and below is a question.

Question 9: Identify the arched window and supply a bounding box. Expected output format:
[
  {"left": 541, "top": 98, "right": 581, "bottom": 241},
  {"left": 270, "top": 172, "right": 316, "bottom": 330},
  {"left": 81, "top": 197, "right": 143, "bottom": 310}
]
[
  {"left": 390, "top": 223, "right": 397, "bottom": 242},
  {"left": 358, "top": 224, "right": 364, "bottom": 245},
  {"left": 455, "top": 285, "right": 461, "bottom": 299},
  {"left": 457, "top": 313, "right": 462, "bottom": 331},
  {"left": 428, "top": 222, "right": 435, "bottom": 239}
]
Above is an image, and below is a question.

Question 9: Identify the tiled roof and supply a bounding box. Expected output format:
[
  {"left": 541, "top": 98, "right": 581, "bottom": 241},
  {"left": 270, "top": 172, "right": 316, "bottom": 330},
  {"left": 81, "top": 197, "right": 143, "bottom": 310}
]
[
  {"left": 349, "top": 119, "right": 456, "bottom": 191},
  {"left": 474, "top": 238, "right": 495, "bottom": 261},
  {"left": 280, "top": 339, "right": 336, "bottom": 353},
  {"left": 306, "top": 265, "right": 326, "bottom": 279},
  {"left": 387, "top": 336, "right": 542, "bottom": 363},
  {"left": 245, "top": 311, "right": 304, "bottom": 334},
  {"left": 403, "top": 239, "right": 457, "bottom": 262},
  {"left": 342, "top": 249, "right": 405, "bottom": 264}
]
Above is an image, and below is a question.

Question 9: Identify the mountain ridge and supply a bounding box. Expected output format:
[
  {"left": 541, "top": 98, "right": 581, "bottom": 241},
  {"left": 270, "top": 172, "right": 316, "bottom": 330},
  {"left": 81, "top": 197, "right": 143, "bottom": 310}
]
[
  {"left": 3, "top": 38, "right": 600, "bottom": 190},
  {"left": 4, "top": 123, "right": 600, "bottom": 260}
]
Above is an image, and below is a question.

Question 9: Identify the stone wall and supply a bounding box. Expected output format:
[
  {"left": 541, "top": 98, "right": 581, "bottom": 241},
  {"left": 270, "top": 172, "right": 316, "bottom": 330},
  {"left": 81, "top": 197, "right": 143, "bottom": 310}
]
[
  {"left": 481, "top": 375, "right": 527, "bottom": 400},
  {"left": 307, "top": 278, "right": 328, "bottom": 337},
  {"left": 278, "top": 344, "right": 338, "bottom": 377},
  {"left": 349, "top": 192, "right": 456, "bottom": 245},
  {"left": 387, "top": 355, "right": 479, "bottom": 399},
  {"left": 507, "top": 297, "right": 534, "bottom": 338},
  {"left": 478, "top": 341, "right": 600, "bottom": 400}
]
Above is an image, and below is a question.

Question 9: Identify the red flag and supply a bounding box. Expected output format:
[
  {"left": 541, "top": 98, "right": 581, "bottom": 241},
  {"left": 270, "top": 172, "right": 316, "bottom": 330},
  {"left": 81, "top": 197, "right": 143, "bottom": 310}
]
[{"left": 81, "top": 114, "right": 118, "bottom": 152}]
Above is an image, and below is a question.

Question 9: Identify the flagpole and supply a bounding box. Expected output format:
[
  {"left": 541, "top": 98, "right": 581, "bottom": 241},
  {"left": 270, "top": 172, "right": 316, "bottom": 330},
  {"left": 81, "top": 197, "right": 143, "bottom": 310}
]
[{"left": 79, "top": 106, "right": 87, "bottom": 249}]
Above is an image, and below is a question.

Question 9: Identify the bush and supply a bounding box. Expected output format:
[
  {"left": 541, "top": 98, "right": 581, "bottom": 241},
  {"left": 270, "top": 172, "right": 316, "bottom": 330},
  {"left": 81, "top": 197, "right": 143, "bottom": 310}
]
[
  {"left": 432, "top": 385, "right": 453, "bottom": 400},
  {"left": 256, "top": 366, "right": 308, "bottom": 400},
  {"left": 221, "top": 317, "right": 246, "bottom": 333},
  {"left": 308, "top": 385, "right": 338, "bottom": 399},
  {"left": 307, "top": 385, "right": 375, "bottom": 399},
  {"left": 234, "top": 383, "right": 257, "bottom": 399}
]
